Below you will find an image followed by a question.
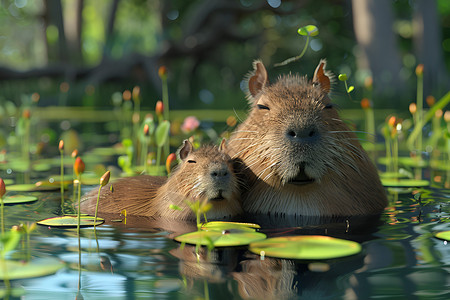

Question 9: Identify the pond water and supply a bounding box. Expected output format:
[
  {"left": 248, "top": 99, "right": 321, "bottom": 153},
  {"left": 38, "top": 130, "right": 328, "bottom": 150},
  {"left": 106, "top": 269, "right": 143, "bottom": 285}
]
[{"left": 2, "top": 178, "right": 450, "bottom": 299}]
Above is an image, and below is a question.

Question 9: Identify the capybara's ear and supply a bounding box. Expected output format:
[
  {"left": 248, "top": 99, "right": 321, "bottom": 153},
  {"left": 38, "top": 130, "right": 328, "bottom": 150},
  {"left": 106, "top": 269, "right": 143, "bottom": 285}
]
[
  {"left": 178, "top": 140, "right": 193, "bottom": 161},
  {"left": 219, "top": 138, "right": 227, "bottom": 152},
  {"left": 248, "top": 60, "right": 268, "bottom": 97},
  {"left": 313, "top": 59, "right": 331, "bottom": 94}
]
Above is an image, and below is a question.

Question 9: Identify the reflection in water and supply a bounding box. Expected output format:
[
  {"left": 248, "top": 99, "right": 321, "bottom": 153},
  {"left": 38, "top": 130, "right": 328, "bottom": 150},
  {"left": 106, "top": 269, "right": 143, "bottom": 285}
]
[{"left": 2, "top": 187, "right": 450, "bottom": 298}]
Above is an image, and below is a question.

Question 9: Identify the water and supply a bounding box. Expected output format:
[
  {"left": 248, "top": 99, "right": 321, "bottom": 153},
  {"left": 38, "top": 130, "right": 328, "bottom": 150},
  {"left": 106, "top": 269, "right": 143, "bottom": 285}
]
[{"left": 2, "top": 182, "right": 450, "bottom": 300}]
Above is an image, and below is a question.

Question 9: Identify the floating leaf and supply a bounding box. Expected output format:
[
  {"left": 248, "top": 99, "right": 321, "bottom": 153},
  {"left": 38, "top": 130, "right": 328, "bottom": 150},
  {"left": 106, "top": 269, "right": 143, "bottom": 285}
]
[
  {"left": 37, "top": 215, "right": 104, "bottom": 227},
  {"left": 0, "top": 257, "right": 64, "bottom": 280},
  {"left": 434, "top": 231, "right": 450, "bottom": 241},
  {"left": 174, "top": 229, "right": 266, "bottom": 247},
  {"left": 201, "top": 221, "right": 261, "bottom": 231},
  {"left": 0, "top": 287, "right": 25, "bottom": 298},
  {"left": 6, "top": 184, "right": 40, "bottom": 192},
  {"left": 249, "top": 235, "right": 361, "bottom": 260},
  {"left": 381, "top": 178, "right": 429, "bottom": 187},
  {"left": 2, "top": 195, "right": 38, "bottom": 204},
  {"left": 297, "top": 25, "right": 319, "bottom": 37}
]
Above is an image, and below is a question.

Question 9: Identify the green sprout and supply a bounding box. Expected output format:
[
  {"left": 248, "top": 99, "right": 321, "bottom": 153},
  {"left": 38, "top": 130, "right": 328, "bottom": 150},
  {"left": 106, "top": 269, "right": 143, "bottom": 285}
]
[
  {"left": 274, "top": 25, "right": 319, "bottom": 67},
  {"left": 338, "top": 73, "right": 355, "bottom": 96}
]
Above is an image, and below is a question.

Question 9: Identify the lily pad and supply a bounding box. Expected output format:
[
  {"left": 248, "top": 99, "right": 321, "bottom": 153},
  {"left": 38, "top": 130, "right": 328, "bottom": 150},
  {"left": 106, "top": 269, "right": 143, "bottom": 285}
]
[
  {"left": 381, "top": 178, "right": 429, "bottom": 187},
  {"left": 0, "top": 257, "right": 65, "bottom": 280},
  {"left": 434, "top": 231, "right": 450, "bottom": 241},
  {"left": 249, "top": 235, "right": 361, "bottom": 260},
  {"left": 2, "top": 195, "right": 38, "bottom": 204},
  {"left": 174, "top": 229, "right": 266, "bottom": 247},
  {"left": 37, "top": 215, "right": 104, "bottom": 227},
  {"left": 201, "top": 221, "right": 261, "bottom": 231},
  {"left": 6, "top": 183, "right": 63, "bottom": 192},
  {"left": 6, "top": 184, "right": 41, "bottom": 192}
]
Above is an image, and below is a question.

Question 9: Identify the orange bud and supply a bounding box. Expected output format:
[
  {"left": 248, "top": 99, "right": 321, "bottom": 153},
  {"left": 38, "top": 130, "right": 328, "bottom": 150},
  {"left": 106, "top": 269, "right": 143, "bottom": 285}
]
[
  {"left": 143, "top": 124, "right": 149, "bottom": 136},
  {"left": 444, "top": 111, "right": 450, "bottom": 123},
  {"left": 23, "top": 109, "right": 31, "bottom": 119},
  {"left": 415, "top": 64, "right": 424, "bottom": 77},
  {"left": 100, "top": 171, "right": 111, "bottom": 187},
  {"left": 158, "top": 66, "right": 168, "bottom": 79},
  {"left": 74, "top": 157, "right": 85, "bottom": 176},
  {"left": 426, "top": 95, "right": 435, "bottom": 107},
  {"left": 59, "top": 140, "right": 64, "bottom": 151},
  {"left": 132, "top": 86, "right": 141, "bottom": 100},
  {"left": 360, "top": 98, "right": 371, "bottom": 109},
  {"left": 31, "top": 92, "right": 40, "bottom": 103},
  {"left": 409, "top": 103, "right": 417, "bottom": 115},
  {"left": 155, "top": 100, "right": 164, "bottom": 117},
  {"left": 132, "top": 112, "right": 140, "bottom": 124},
  {"left": 435, "top": 109, "right": 443, "bottom": 119},
  {"left": 123, "top": 90, "right": 132, "bottom": 101},
  {"left": 60, "top": 82, "right": 70, "bottom": 93},
  {"left": 0, "top": 178, "right": 5, "bottom": 198},
  {"left": 71, "top": 149, "right": 78, "bottom": 158},
  {"left": 388, "top": 116, "right": 396, "bottom": 127},
  {"left": 166, "top": 153, "right": 177, "bottom": 174}
]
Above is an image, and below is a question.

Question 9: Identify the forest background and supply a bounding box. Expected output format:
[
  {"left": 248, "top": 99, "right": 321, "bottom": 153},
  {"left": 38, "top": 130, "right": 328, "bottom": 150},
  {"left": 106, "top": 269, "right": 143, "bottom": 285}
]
[{"left": 0, "top": 0, "right": 449, "bottom": 112}]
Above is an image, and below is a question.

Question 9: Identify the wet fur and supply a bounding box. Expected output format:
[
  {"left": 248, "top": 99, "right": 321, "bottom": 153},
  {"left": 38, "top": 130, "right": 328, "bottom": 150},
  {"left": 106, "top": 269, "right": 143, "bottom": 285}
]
[
  {"left": 229, "top": 60, "right": 387, "bottom": 216},
  {"left": 80, "top": 144, "right": 242, "bottom": 221}
]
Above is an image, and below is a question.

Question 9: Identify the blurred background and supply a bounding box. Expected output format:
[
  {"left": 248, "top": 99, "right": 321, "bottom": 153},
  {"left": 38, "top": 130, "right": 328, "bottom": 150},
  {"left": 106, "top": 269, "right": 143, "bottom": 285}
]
[{"left": 0, "top": 0, "right": 449, "bottom": 111}]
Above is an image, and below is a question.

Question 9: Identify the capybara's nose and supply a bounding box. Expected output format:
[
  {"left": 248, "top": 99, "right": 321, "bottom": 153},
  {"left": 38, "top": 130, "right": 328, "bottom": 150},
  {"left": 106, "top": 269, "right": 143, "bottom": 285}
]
[
  {"left": 286, "top": 125, "right": 319, "bottom": 143},
  {"left": 210, "top": 165, "right": 230, "bottom": 179}
]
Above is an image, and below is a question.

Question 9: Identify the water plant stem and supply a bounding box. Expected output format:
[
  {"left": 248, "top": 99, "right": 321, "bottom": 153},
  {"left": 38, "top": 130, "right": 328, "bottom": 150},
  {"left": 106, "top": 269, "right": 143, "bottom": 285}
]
[
  {"left": 0, "top": 196, "right": 4, "bottom": 234},
  {"left": 416, "top": 73, "right": 424, "bottom": 154},
  {"left": 77, "top": 175, "right": 82, "bottom": 235},
  {"left": 274, "top": 36, "right": 310, "bottom": 67},
  {"left": 407, "top": 91, "right": 450, "bottom": 149},
  {"left": 94, "top": 185, "right": 102, "bottom": 225},
  {"left": 60, "top": 149, "right": 64, "bottom": 214},
  {"left": 393, "top": 135, "right": 399, "bottom": 176},
  {"left": 161, "top": 76, "right": 170, "bottom": 158}
]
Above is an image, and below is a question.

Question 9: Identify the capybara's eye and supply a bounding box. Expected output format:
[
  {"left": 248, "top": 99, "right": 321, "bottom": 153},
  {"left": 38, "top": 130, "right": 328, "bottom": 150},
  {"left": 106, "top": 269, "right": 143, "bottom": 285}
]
[
  {"left": 187, "top": 160, "right": 197, "bottom": 163},
  {"left": 257, "top": 104, "right": 270, "bottom": 110},
  {"left": 324, "top": 104, "right": 334, "bottom": 109}
]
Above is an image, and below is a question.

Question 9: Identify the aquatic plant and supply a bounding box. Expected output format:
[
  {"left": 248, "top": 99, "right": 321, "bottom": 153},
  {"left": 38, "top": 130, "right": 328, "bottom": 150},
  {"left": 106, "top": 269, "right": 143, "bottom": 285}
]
[
  {"left": 58, "top": 140, "right": 65, "bottom": 213},
  {"left": 338, "top": 73, "right": 354, "bottom": 101},
  {"left": 274, "top": 25, "right": 319, "bottom": 67},
  {"left": 74, "top": 157, "right": 85, "bottom": 233},
  {"left": 0, "top": 178, "right": 5, "bottom": 234},
  {"left": 94, "top": 171, "right": 110, "bottom": 224},
  {"left": 159, "top": 66, "right": 171, "bottom": 158}
]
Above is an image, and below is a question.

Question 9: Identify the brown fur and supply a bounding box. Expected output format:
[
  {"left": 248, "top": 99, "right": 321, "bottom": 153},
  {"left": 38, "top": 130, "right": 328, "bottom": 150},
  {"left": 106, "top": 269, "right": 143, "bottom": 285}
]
[
  {"left": 80, "top": 140, "right": 242, "bottom": 221},
  {"left": 228, "top": 60, "right": 387, "bottom": 216}
]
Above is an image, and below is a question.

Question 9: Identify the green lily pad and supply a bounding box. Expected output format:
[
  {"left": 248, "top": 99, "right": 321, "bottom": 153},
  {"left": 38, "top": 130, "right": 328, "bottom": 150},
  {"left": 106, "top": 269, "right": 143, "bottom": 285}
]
[
  {"left": 2, "top": 195, "right": 38, "bottom": 204},
  {"left": 0, "top": 257, "right": 65, "bottom": 280},
  {"left": 434, "top": 231, "right": 450, "bottom": 241},
  {"left": 0, "top": 287, "right": 25, "bottom": 298},
  {"left": 2, "top": 179, "right": 14, "bottom": 185},
  {"left": 201, "top": 221, "right": 261, "bottom": 231},
  {"left": 381, "top": 178, "right": 429, "bottom": 187},
  {"left": 249, "top": 235, "right": 361, "bottom": 260},
  {"left": 37, "top": 215, "right": 104, "bottom": 227},
  {"left": 174, "top": 229, "right": 266, "bottom": 247},
  {"left": 6, "top": 184, "right": 40, "bottom": 192},
  {"left": 6, "top": 183, "right": 61, "bottom": 192}
]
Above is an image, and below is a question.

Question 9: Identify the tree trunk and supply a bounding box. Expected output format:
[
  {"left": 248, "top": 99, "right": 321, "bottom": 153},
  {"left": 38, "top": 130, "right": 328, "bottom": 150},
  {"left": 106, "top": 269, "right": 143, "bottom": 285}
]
[
  {"left": 103, "top": 0, "right": 121, "bottom": 59},
  {"left": 413, "top": 0, "right": 450, "bottom": 98},
  {"left": 43, "top": 0, "right": 68, "bottom": 63},
  {"left": 63, "top": 0, "right": 84, "bottom": 63},
  {"left": 351, "top": 0, "right": 405, "bottom": 101}
]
